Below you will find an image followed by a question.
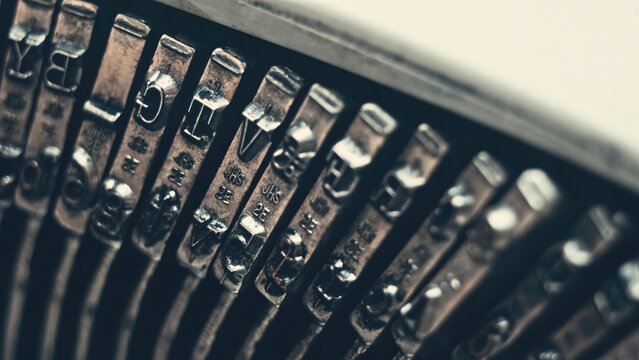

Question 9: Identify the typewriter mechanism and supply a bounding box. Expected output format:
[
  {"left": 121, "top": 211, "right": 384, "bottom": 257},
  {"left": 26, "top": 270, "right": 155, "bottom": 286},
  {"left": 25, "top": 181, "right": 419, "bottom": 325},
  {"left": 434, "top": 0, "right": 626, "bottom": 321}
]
[{"left": 0, "top": 1, "right": 637, "bottom": 359}]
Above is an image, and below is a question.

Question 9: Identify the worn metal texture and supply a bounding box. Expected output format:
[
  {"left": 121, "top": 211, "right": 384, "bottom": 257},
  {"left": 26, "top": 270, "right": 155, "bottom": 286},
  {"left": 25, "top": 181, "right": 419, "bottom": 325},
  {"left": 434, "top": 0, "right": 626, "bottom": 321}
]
[
  {"left": 527, "top": 258, "right": 639, "bottom": 360},
  {"left": 53, "top": 13, "right": 150, "bottom": 235},
  {"left": 88, "top": 34, "right": 195, "bottom": 245},
  {"left": 238, "top": 103, "right": 397, "bottom": 360},
  {"left": 453, "top": 206, "right": 631, "bottom": 360},
  {"left": 212, "top": 83, "right": 342, "bottom": 293},
  {"left": 155, "top": 0, "right": 639, "bottom": 196},
  {"left": 15, "top": 0, "right": 98, "bottom": 216},
  {"left": 131, "top": 47, "right": 247, "bottom": 260},
  {"left": 303, "top": 123, "right": 448, "bottom": 326},
  {"left": 349, "top": 152, "right": 507, "bottom": 351},
  {"left": 176, "top": 65, "right": 302, "bottom": 277},
  {"left": 0, "top": 0, "right": 58, "bottom": 209},
  {"left": 254, "top": 103, "right": 396, "bottom": 307},
  {"left": 391, "top": 169, "right": 562, "bottom": 358}
]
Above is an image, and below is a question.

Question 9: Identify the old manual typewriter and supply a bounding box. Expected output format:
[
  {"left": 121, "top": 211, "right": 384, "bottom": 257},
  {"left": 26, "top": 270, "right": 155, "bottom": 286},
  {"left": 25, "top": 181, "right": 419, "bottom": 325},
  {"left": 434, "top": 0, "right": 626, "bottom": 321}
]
[{"left": 0, "top": 0, "right": 637, "bottom": 359}]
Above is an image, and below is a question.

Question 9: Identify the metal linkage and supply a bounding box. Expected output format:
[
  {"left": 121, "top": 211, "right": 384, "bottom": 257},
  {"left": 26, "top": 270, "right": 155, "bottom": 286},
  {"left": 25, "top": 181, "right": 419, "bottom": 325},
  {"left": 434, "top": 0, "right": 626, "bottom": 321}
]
[
  {"left": 42, "top": 13, "right": 150, "bottom": 360},
  {"left": 73, "top": 34, "right": 195, "bottom": 360},
  {"left": 526, "top": 256, "right": 639, "bottom": 360}
]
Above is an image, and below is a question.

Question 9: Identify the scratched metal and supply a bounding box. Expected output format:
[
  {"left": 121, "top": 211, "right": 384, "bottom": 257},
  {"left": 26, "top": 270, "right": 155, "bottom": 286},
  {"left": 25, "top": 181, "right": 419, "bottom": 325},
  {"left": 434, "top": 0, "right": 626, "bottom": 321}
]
[
  {"left": 114, "top": 48, "right": 247, "bottom": 360},
  {"left": 2, "top": 3, "right": 98, "bottom": 359},
  {"left": 40, "top": 14, "right": 150, "bottom": 360},
  {"left": 73, "top": 35, "right": 195, "bottom": 360},
  {"left": 179, "top": 66, "right": 305, "bottom": 360},
  {"left": 254, "top": 103, "right": 396, "bottom": 307},
  {"left": 239, "top": 103, "right": 396, "bottom": 360},
  {"left": 303, "top": 123, "right": 449, "bottom": 325},
  {"left": 156, "top": 67, "right": 305, "bottom": 360},
  {"left": 288, "top": 123, "right": 448, "bottom": 360},
  {"left": 87, "top": 34, "right": 194, "bottom": 245},
  {"left": 0, "top": 0, "right": 58, "bottom": 209}
]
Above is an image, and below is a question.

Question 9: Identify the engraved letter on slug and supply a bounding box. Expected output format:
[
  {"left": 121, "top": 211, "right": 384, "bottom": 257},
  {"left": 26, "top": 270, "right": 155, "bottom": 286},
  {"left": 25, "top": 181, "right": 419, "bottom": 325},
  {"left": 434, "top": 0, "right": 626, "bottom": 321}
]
[
  {"left": 44, "top": 45, "right": 83, "bottom": 94},
  {"left": 272, "top": 121, "right": 317, "bottom": 183},
  {"left": 7, "top": 28, "right": 43, "bottom": 81},
  {"left": 135, "top": 71, "right": 177, "bottom": 129}
]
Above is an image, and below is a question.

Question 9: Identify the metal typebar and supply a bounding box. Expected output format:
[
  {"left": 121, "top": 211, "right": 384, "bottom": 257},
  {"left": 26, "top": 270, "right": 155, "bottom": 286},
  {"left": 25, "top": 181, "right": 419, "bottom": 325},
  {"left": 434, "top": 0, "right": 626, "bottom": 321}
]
[
  {"left": 453, "top": 206, "right": 631, "bottom": 360},
  {"left": 346, "top": 151, "right": 508, "bottom": 359},
  {"left": 73, "top": 34, "right": 195, "bottom": 360},
  {"left": 40, "top": 13, "right": 150, "bottom": 360},
  {"left": 391, "top": 169, "right": 562, "bottom": 358},
  {"left": 113, "top": 47, "right": 248, "bottom": 360},
  {"left": 289, "top": 123, "right": 448, "bottom": 360},
  {"left": 2, "top": 2, "right": 96, "bottom": 359},
  {"left": 240, "top": 103, "right": 397, "bottom": 360}
]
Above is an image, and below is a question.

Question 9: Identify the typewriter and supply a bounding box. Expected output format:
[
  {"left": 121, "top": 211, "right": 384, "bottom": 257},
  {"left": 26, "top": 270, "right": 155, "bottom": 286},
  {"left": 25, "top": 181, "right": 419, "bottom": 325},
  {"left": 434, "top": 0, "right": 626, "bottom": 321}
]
[{"left": 0, "top": 0, "right": 637, "bottom": 359}]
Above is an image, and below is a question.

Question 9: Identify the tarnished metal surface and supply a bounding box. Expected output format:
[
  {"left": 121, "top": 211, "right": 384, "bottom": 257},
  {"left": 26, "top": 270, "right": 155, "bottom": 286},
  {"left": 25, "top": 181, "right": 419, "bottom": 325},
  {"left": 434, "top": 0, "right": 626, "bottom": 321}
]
[
  {"left": 176, "top": 65, "right": 302, "bottom": 277},
  {"left": 116, "top": 48, "right": 247, "bottom": 360},
  {"left": 15, "top": 0, "right": 97, "bottom": 216},
  {"left": 131, "top": 48, "right": 247, "bottom": 260},
  {"left": 0, "top": 0, "right": 58, "bottom": 210},
  {"left": 240, "top": 103, "right": 396, "bottom": 360},
  {"left": 213, "top": 83, "right": 342, "bottom": 293},
  {"left": 454, "top": 206, "right": 631, "bottom": 360},
  {"left": 53, "top": 13, "right": 150, "bottom": 235},
  {"left": 349, "top": 152, "right": 507, "bottom": 354},
  {"left": 527, "top": 258, "right": 639, "bottom": 360},
  {"left": 392, "top": 169, "right": 561, "bottom": 358},
  {"left": 303, "top": 124, "right": 447, "bottom": 325},
  {"left": 73, "top": 35, "right": 195, "bottom": 360},
  {"left": 155, "top": 0, "right": 639, "bottom": 196},
  {"left": 290, "top": 124, "right": 447, "bottom": 359}
]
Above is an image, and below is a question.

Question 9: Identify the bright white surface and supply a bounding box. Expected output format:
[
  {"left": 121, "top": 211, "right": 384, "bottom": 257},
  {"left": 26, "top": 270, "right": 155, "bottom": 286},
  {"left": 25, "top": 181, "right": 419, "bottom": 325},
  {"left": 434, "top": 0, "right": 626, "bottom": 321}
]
[
  {"left": 159, "top": 0, "right": 639, "bottom": 192},
  {"left": 293, "top": 0, "right": 639, "bottom": 149}
]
